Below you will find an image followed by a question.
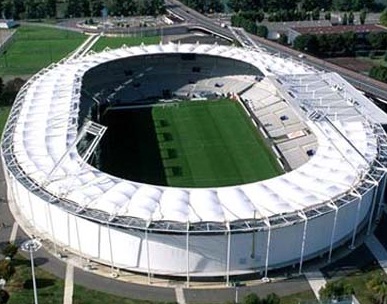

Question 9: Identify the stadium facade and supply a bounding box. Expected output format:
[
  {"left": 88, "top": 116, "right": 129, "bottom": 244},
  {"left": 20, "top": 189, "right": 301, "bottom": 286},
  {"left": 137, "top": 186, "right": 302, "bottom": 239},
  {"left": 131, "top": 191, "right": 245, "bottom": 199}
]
[{"left": 2, "top": 43, "right": 387, "bottom": 283}]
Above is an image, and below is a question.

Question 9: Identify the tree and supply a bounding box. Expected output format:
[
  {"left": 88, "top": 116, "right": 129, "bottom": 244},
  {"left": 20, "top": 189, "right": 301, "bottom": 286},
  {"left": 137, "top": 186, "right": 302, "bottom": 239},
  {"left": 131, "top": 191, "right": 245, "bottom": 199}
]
[
  {"left": 301, "top": 0, "right": 321, "bottom": 11},
  {"left": 348, "top": 11, "right": 354, "bottom": 24},
  {"left": 319, "top": 281, "right": 354, "bottom": 300},
  {"left": 312, "top": 8, "right": 320, "bottom": 21},
  {"left": 0, "top": 260, "right": 15, "bottom": 280},
  {"left": 293, "top": 34, "right": 319, "bottom": 54},
  {"left": 90, "top": 0, "right": 103, "bottom": 17},
  {"left": 45, "top": 0, "right": 57, "bottom": 18},
  {"left": 229, "top": 0, "right": 262, "bottom": 12},
  {"left": 278, "top": 33, "right": 288, "bottom": 44},
  {"left": 13, "top": 0, "right": 25, "bottom": 19},
  {"left": 342, "top": 13, "right": 348, "bottom": 25},
  {"left": 380, "top": 9, "right": 387, "bottom": 27},
  {"left": 242, "top": 293, "right": 280, "bottom": 304},
  {"left": 367, "top": 32, "right": 387, "bottom": 50},
  {"left": 342, "top": 31, "right": 356, "bottom": 55},
  {"left": 0, "top": 289, "right": 9, "bottom": 304},
  {"left": 265, "top": 293, "right": 280, "bottom": 304},
  {"left": 243, "top": 293, "right": 260, "bottom": 304},
  {"left": 360, "top": 10, "right": 367, "bottom": 24},
  {"left": 256, "top": 25, "right": 268, "bottom": 38},
  {"left": 66, "top": 0, "right": 82, "bottom": 17},
  {"left": 324, "top": 11, "right": 331, "bottom": 20},
  {"left": 2, "top": 0, "right": 15, "bottom": 19},
  {"left": 369, "top": 66, "right": 387, "bottom": 83},
  {"left": 0, "top": 78, "right": 26, "bottom": 106},
  {"left": 81, "top": 0, "right": 91, "bottom": 16},
  {"left": 1, "top": 243, "right": 18, "bottom": 259},
  {"left": 25, "top": 0, "right": 46, "bottom": 19},
  {"left": 367, "top": 272, "right": 387, "bottom": 304}
]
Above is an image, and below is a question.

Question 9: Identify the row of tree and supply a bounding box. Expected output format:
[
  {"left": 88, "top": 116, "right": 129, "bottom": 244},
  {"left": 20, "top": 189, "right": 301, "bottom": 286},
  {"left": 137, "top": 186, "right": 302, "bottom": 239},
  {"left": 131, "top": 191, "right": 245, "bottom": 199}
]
[
  {"left": 319, "top": 272, "right": 387, "bottom": 304},
  {"left": 231, "top": 14, "right": 268, "bottom": 38},
  {"left": 293, "top": 31, "right": 387, "bottom": 57},
  {"left": 242, "top": 293, "right": 280, "bottom": 304},
  {"left": 0, "top": 0, "right": 166, "bottom": 19},
  {"left": 232, "top": 9, "right": 367, "bottom": 23},
  {"left": 178, "top": 0, "right": 383, "bottom": 14},
  {"left": 179, "top": 0, "right": 224, "bottom": 14},
  {"left": 369, "top": 66, "right": 387, "bottom": 83}
]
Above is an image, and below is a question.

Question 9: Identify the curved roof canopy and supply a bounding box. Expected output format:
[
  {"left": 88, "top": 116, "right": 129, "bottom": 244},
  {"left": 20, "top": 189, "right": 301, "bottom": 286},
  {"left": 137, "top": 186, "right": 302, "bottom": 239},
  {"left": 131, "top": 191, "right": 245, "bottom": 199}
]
[{"left": 11, "top": 43, "right": 378, "bottom": 224}]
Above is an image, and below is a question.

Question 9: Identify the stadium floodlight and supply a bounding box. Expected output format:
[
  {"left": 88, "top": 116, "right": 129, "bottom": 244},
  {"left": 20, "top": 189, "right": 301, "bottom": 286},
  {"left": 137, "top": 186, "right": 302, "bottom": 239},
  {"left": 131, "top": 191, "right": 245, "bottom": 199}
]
[{"left": 21, "top": 239, "right": 42, "bottom": 304}]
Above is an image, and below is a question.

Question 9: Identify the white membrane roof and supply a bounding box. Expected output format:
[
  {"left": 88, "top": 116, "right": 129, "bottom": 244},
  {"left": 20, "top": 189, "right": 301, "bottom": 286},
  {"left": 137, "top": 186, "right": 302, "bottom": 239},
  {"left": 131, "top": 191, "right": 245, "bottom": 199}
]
[{"left": 12, "top": 43, "right": 380, "bottom": 223}]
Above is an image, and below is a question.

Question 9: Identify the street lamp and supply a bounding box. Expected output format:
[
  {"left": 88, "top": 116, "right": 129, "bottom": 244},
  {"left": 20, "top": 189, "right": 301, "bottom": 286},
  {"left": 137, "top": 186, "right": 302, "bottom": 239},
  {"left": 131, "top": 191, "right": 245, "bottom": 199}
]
[{"left": 21, "top": 239, "right": 42, "bottom": 304}]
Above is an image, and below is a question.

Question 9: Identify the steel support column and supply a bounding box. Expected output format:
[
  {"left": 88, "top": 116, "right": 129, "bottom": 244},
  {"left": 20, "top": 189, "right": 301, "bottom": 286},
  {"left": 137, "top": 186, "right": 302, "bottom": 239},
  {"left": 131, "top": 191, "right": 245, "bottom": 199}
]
[
  {"left": 299, "top": 212, "right": 308, "bottom": 275},
  {"left": 328, "top": 203, "right": 338, "bottom": 263}
]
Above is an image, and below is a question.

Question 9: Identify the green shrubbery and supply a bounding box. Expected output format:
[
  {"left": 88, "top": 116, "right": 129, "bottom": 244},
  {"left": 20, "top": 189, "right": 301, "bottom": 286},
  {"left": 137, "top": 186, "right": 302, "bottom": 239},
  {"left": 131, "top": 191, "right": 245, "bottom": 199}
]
[
  {"left": 0, "top": 259, "right": 15, "bottom": 281},
  {"left": 0, "top": 77, "right": 26, "bottom": 106},
  {"left": 2, "top": 243, "right": 18, "bottom": 259},
  {"left": 243, "top": 293, "right": 280, "bottom": 304},
  {"left": 369, "top": 66, "right": 387, "bottom": 83},
  {"left": 319, "top": 281, "right": 355, "bottom": 300}
]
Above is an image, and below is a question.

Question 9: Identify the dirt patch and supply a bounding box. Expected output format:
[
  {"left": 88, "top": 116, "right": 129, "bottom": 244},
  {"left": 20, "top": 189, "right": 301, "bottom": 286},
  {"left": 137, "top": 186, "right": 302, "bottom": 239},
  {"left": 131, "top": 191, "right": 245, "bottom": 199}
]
[{"left": 326, "top": 57, "right": 375, "bottom": 73}]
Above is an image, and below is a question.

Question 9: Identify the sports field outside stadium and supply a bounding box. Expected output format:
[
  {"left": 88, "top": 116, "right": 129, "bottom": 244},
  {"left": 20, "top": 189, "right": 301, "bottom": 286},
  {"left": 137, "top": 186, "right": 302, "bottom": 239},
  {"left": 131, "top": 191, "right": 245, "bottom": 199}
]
[{"left": 99, "top": 99, "right": 282, "bottom": 187}]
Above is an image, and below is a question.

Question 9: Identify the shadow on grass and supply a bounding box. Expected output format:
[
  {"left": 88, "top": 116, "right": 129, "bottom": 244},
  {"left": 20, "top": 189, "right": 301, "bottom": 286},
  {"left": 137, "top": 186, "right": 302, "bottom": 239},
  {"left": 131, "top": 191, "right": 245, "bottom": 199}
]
[
  {"left": 23, "top": 278, "right": 55, "bottom": 289},
  {"left": 11, "top": 258, "right": 30, "bottom": 267},
  {"left": 12, "top": 256, "right": 48, "bottom": 267},
  {"left": 99, "top": 107, "right": 168, "bottom": 185}
]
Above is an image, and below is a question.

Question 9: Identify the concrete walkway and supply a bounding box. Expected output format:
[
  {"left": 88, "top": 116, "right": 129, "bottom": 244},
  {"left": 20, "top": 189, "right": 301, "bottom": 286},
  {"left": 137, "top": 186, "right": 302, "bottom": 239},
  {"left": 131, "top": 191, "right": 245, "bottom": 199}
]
[
  {"left": 63, "top": 263, "right": 74, "bottom": 304},
  {"left": 304, "top": 270, "right": 326, "bottom": 300},
  {"left": 9, "top": 221, "right": 18, "bottom": 243},
  {"left": 366, "top": 234, "right": 387, "bottom": 272},
  {"left": 175, "top": 286, "right": 186, "bottom": 304}
]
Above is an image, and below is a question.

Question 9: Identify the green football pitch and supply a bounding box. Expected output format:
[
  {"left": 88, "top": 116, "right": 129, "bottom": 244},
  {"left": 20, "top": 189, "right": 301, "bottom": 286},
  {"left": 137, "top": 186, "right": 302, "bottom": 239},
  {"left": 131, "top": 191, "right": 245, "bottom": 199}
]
[{"left": 99, "top": 99, "right": 282, "bottom": 187}]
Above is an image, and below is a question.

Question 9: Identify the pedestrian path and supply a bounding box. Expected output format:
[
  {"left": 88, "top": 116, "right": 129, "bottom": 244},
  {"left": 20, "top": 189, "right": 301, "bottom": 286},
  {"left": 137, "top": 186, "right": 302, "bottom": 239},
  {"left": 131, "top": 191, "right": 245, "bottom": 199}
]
[
  {"left": 304, "top": 270, "right": 326, "bottom": 300},
  {"left": 365, "top": 234, "right": 387, "bottom": 273},
  {"left": 175, "top": 286, "right": 186, "bottom": 304},
  {"left": 63, "top": 263, "right": 74, "bottom": 304},
  {"left": 9, "top": 221, "right": 18, "bottom": 243}
]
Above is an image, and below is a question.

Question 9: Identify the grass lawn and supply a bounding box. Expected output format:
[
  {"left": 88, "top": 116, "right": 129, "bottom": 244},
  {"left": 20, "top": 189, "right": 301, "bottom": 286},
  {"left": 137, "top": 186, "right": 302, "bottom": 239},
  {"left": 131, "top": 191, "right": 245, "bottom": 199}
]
[
  {"left": 5, "top": 254, "right": 170, "bottom": 304},
  {"left": 92, "top": 35, "right": 161, "bottom": 52},
  {"left": 280, "top": 290, "right": 316, "bottom": 304},
  {"left": 100, "top": 99, "right": 282, "bottom": 187},
  {"left": 0, "top": 106, "right": 11, "bottom": 132},
  {"left": 0, "top": 25, "right": 86, "bottom": 78},
  {"left": 72, "top": 285, "right": 169, "bottom": 304},
  {"left": 6, "top": 255, "right": 64, "bottom": 304},
  {"left": 0, "top": 25, "right": 160, "bottom": 78}
]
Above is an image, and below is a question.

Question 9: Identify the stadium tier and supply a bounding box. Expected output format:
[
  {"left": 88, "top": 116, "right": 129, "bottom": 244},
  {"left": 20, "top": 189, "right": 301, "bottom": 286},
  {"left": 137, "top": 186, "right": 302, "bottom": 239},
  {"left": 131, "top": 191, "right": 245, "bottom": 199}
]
[{"left": 2, "top": 43, "right": 387, "bottom": 282}]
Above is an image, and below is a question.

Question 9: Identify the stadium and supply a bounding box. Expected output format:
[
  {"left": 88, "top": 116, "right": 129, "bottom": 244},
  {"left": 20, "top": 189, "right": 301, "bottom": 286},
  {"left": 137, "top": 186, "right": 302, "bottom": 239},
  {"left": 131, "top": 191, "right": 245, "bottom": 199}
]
[{"left": 2, "top": 42, "right": 387, "bottom": 283}]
